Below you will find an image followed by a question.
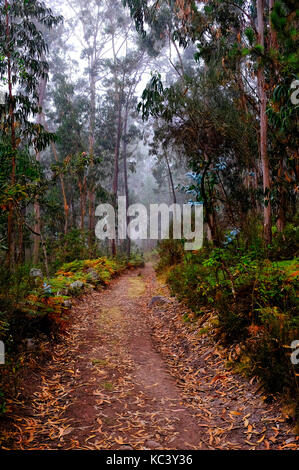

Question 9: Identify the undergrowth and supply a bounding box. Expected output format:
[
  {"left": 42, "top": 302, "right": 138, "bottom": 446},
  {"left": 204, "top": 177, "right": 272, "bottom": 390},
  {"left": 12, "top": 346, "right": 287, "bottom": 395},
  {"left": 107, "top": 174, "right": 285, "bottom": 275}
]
[
  {"left": 157, "top": 223, "right": 299, "bottom": 425},
  {"left": 0, "top": 252, "right": 144, "bottom": 416}
]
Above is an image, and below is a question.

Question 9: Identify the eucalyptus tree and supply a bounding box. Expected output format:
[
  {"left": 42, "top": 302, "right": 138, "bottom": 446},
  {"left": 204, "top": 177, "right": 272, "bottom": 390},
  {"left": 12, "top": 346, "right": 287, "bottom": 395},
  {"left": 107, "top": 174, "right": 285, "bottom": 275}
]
[
  {"left": 126, "top": 0, "right": 298, "bottom": 245},
  {"left": 65, "top": 0, "right": 117, "bottom": 247},
  {"left": 32, "top": 18, "right": 71, "bottom": 261},
  {"left": 0, "top": 0, "right": 62, "bottom": 268},
  {"left": 138, "top": 67, "right": 258, "bottom": 244},
  {"left": 98, "top": 2, "right": 149, "bottom": 256},
  {"left": 267, "top": 0, "right": 299, "bottom": 232},
  {"left": 114, "top": 50, "right": 145, "bottom": 256},
  {"left": 49, "top": 72, "right": 90, "bottom": 232}
]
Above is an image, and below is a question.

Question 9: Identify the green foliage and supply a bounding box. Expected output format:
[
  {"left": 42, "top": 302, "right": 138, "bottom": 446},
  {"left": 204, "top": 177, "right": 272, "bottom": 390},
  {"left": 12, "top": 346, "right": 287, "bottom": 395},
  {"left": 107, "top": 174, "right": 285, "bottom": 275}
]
[
  {"left": 0, "top": 0, "right": 62, "bottom": 149},
  {"left": 0, "top": 263, "right": 37, "bottom": 355},
  {"left": 156, "top": 239, "right": 184, "bottom": 272},
  {"left": 137, "top": 72, "right": 166, "bottom": 120},
  {"left": 127, "top": 253, "right": 145, "bottom": 268},
  {"left": 123, "top": 0, "right": 149, "bottom": 37},
  {"left": 244, "top": 27, "right": 255, "bottom": 45},
  {"left": 269, "top": 223, "right": 299, "bottom": 260},
  {"left": 0, "top": 140, "right": 48, "bottom": 253},
  {"left": 158, "top": 228, "right": 299, "bottom": 403},
  {"left": 48, "top": 229, "right": 90, "bottom": 270}
]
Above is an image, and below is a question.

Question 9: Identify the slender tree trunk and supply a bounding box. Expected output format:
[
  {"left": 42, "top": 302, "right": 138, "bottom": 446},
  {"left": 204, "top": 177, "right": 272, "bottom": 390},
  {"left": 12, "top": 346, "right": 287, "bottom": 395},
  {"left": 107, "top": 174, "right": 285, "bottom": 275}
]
[
  {"left": 51, "top": 141, "right": 69, "bottom": 235},
  {"left": 206, "top": 213, "right": 217, "bottom": 244},
  {"left": 201, "top": 152, "right": 219, "bottom": 245},
  {"left": 33, "top": 199, "right": 41, "bottom": 265},
  {"left": 164, "top": 152, "right": 176, "bottom": 204},
  {"left": 75, "top": 4, "right": 102, "bottom": 250},
  {"left": 33, "top": 78, "right": 47, "bottom": 264},
  {"left": 269, "top": 0, "right": 277, "bottom": 49},
  {"left": 111, "top": 31, "right": 123, "bottom": 257},
  {"left": 111, "top": 96, "right": 123, "bottom": 257},
  {"left": 206, "top": 224, "right": 213, "bottom": 243},
  {"left": 70, "top": 193, "right": 76, "bottom": 227},
  {"left": 6, "top": 1, "right": 16, "bottom": 269},
  {"left": 88, "top": 69, "right": 96, "bottom": 251},
  {"left": 269, "top": 0, "right": 283, "bottom": 232},
  {"left": 277, "top": 158, "right": 286, "bottom": 232},
  {"left": 257, "top": 0, "right": 272, "bottom": 244},
  {"left": 78, "top": 180, "right": 87, "bottom": 232},
  {"left": 45, "top": 117, "right": 69, "bottom": 234},
  {"left": 217, "top": 170, "right": 236, "bottom": 227},
  {"left": 122, "top": 103, "right": 130, "bottom": 257},
  {"left": 42, "top": 115, "right": 69, "bottom": 234},
  {"left": 16, "top": 206, "right": 25, "bottom": 264},
  {"left": 40, "top": 233, "right": 49, "bottom": 279}
]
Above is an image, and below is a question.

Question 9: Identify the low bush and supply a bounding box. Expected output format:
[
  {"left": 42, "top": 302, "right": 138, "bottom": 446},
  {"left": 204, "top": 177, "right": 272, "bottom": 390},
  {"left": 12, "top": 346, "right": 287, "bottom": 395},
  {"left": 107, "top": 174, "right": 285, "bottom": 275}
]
[
  {"left": 47, "top": 229, "right": 92, "bottom": 271},
  {"left": 127, "top": 253, "right": 145, "bottom": 269},
  {"left": 159, "top": 234, "right": 299, "bottom": 416}
]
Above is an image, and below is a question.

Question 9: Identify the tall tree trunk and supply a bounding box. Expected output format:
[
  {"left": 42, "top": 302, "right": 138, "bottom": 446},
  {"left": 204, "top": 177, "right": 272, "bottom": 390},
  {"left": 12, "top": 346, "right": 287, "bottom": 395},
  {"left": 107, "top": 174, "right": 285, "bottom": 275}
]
[
  {"left": 164, "top": 152, "right": 176, "bottom": 204},
  {"left": 122, "top": 103, "right": 130, "bottom": 257},
  {"left": 201, "top": 152, "right": 219, "bottom": 245},
  {"left": 6, "top": 1, "right": 16, "bottom": 269},
  {"left": 50, "top": 140, "right": 69, "bottom": 235},
  {"left": 74, "top": 3, "right": 102, "bottom": 250},
  {"left": 33, "top": 78, "right": 47, "bottom": 264},
  {"left": 78, "top": 179, "right": 87, "bottom": 232},
  {"left": 257, "top": 0, "right": 272, "bottom": 244},
  {"left": 277, "top": 158, "right": 286, "bottom": 232},
  {"left": 269, "top": 0, "right": 284, "bottom": 232},
  {"left": 88, "top": 69, "right": 96, "bottom": 251},
  {"left": 269, "top": 0, "right": 277, "bottom": 49},
  {"left": 42, "top": 114, "right": 69, "bottom": 234},
  {"left": 16, "top": 206, "right": 25, "bottom": 264},
  {"left": 33, "top": 198, "right": 40, "bottom": 265},
  {"left": 111, "top": 96, "right": 123, "bottom": 257}
]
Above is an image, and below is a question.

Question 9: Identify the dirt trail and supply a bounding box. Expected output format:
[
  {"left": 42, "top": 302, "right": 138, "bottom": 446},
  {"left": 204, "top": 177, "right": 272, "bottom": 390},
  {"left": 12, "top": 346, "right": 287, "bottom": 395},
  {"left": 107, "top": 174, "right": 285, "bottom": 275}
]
[{"left": 2, "top": 264, "right": 298, "bottom": 450}]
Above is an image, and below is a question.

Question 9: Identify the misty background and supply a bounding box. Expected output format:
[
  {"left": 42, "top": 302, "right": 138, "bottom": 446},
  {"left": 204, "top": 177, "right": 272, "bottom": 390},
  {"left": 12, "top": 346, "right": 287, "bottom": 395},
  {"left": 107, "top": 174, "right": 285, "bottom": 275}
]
[{"left": 31, "top": 0, "right": 193, "bottom": 255}]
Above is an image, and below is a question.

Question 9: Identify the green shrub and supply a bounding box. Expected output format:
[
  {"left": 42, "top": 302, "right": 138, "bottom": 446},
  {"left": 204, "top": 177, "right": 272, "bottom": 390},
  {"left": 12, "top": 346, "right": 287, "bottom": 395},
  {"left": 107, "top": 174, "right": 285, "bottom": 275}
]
[
  {"left": 48, "top": 229, "right": 91, "bottom": 271},
  {"left": 158, "top": 235, "right": 299, "bottom": 407},
  {"left": 127, "top": 253, "right": 145, "bottom": 268}
]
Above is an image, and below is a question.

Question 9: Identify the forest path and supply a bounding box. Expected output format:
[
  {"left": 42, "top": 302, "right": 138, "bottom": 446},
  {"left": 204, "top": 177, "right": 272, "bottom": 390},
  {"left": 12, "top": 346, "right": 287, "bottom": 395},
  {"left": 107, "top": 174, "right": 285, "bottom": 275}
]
[{"left": 3, "top": 264, "right": 298, "bottom": 450}]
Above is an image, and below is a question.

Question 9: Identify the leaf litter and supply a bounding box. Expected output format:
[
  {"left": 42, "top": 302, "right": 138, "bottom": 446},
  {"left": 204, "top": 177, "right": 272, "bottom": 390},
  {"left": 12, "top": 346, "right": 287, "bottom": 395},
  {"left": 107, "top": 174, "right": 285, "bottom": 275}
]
[{"left": 1, "top": 264, "right": 298, "bottom": 450}]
